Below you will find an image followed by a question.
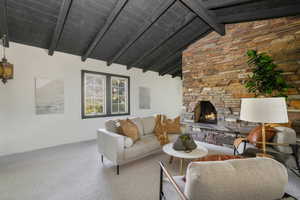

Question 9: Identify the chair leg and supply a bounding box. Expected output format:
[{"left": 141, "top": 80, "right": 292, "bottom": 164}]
[
  {"left": 294, "top": 155, "right": 300, "bottom": 172},
  {"left": 116, "top": 165, "right": 120, "bottom": 175},
  {"left": 169, "top": 156, "right": 174, "bottom": 164},
  {"left": 159, "top": 164, "right": 163, "bottom": 200},
  {"left": 292, "top": 146, "right": 299, "bottom": 170},
  {"left": 101, "top": 155, "right": 104, "bottom": 164}
]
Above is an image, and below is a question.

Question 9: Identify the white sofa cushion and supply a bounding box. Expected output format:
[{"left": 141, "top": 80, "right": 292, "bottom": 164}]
[
  {"left": 184, "top": 157, "right": 287, "bottom": 200},
  {"left": 131, "top": 117, "right": 144, "bottom": 137},
  {"left": 272, "top": 127, "right": 296, "bottom": 154},
  {"left": 124, "top": 137, "right": 134, "bottom": 148},
  {"left": 141, "top": 116, "right": 156, "bottom": 135},
  {"left": 124, "top": 134, "right": 160, "bottom": 160}
]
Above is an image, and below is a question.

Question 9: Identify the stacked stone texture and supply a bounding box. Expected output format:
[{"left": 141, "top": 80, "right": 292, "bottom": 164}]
[{"left": 183, "top": 16, "right": 300, "bottom": 129}]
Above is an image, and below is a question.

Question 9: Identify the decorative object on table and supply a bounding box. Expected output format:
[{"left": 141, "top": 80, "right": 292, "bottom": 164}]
[
  {"left": 173, "top": 134, "right": 197, "bottom": 152},
  {"left": 35, "top": 77, "right": 64, "bottom": 115},
  {"left": 240, "top": 97, "right": 288, "bottom": 157},
  {"left": 244, "top": 50, "right": 292, "bottom": 97},
  {"left": 0, "top": 35, "right": 13, "bottom": 84},
  {"left": 138, "top": 86, "right": 151, "bottom": 109}
]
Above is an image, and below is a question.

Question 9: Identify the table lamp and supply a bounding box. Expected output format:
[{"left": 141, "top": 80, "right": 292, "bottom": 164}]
[{"left": 240, "top": 97, "right": 288, "bottom": 157}]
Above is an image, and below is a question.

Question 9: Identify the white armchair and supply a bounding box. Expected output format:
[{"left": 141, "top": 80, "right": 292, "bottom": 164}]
[
  {"left": 234, "top": 126, "right": 300, "bottom": 176},
  {"left": 159, "top": 157, "right": 296, "bottom": 200}
]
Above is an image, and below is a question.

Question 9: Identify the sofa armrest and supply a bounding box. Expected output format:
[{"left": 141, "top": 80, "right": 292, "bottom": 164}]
[
  {"left": 97, "top": 129, "right": 125, "bottom": 165},
  {"left": 272, "top": 127, "right": 297, "bottom": 154}
]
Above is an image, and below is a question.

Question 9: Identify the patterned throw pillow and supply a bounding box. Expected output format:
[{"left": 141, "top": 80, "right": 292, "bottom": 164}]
[
  {"left": 154, "top": 115, "right": 169, "bottom": 145},
  {"left": 154, "top": 115, "right": 164, "bottom": 137},
  {"left": 194, "top": 154, "right": 244, "bottom": 162},
  {"left": 164, "top": 116, "right": 181, "bottom": 134},
  {"left": 119, "top": 119, "right": 140, "bottom": 142}
]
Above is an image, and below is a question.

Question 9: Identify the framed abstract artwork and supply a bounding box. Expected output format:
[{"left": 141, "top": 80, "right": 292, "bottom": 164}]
[
  {"left": 139, "top": 87, "right": 151, "bottom": 109},
  {"left": 35, "top": 77, "right": 64, "bottom": 115}
]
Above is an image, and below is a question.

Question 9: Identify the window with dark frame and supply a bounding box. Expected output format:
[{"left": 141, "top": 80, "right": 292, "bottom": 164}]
[{"left": 81, "top": 70, "right": 130, "bottom": 118}]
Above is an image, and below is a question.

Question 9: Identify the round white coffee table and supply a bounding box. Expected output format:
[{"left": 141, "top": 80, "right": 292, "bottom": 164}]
[{"left": 163, "top": 141, "right": 208, "bottom": 175}]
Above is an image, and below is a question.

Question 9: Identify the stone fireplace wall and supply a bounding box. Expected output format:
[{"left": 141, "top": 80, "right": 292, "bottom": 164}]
[{"left": 182, "top": 16, "right": 300, "bottom": 131}]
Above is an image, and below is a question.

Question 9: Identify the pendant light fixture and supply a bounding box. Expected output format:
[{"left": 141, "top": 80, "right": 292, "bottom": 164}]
[{"left": 0, "top": 35, "right": 13, "bottom": 84}]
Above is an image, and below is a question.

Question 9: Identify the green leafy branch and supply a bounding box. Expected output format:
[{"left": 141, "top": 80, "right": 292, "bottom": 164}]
[{"left": 245, "top": 50, "right": 292, "bottom": 97}]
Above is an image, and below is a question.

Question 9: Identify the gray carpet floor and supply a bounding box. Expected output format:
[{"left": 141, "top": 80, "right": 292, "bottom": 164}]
[{"left": 0, "top": 140, "right": 299, "bottom": 200}]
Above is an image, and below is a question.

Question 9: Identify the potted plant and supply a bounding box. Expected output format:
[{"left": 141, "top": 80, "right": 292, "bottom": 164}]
[{"left": 244, "top": 50, "right": 292, "bottom": 97}]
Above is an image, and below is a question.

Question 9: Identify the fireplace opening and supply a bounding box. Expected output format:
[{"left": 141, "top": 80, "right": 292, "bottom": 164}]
[{"left": 194, "top": 101, "right": 217, "bottom": 124}]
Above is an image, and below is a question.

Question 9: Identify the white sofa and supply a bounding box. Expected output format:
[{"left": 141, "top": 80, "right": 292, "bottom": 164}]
[
  {"left": 161, "top": 157, "right": 292, "bottom": 200},
  {"left": 97, "top": 116, "right": 180, "bottom": 174}
]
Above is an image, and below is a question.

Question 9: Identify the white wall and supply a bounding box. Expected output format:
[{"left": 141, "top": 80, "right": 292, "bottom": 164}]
[{"left": 0, "top": 42, "right": 182, "bottom": 156}]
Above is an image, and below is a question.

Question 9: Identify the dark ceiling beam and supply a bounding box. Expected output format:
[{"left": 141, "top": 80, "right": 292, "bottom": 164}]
[
  {"left": 144, "top": 27, "right": 212, "bottom": 72},
  {"left": 159, "top": 59, "right": 182, "bottom": 76},
  {"left": 81, "top": 0, "right": 128, "bottom": 62},
  {"left": 127, "top": 1, "right": 255, "bottom": 70},
  {"left": 204, "top": 0, "right": 255, "bottom": 9},
  {"left": 48, "top": 0, "right": 73, "bottom": 55},
  {"left": 127, "top": 12, "right": 196, "bottom": 70},
  {"left": 107, "top": 0, "right": 176, "bottom": 66},
  {"left": 0, "top": 0, "right": 9, "bottom": 47},
  {"left": 180, "top": 0, "right": 225, "bottom": 35},
  {"left": 219, "top": 4, "right": 300, "bottom": 24},
  {"left": 126, "top": 0, "right": 256, "bottom": 69}
]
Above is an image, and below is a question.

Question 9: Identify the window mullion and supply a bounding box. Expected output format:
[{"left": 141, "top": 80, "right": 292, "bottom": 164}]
[
  {"left": 107, "top": 75, "right": 111, "bottom": 115},
  {"left": 117, "top": 84, "right": 120, "bottom": 114}
]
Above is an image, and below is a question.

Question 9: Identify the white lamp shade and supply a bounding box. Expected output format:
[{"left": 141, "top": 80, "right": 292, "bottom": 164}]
[{"left": 240, "top": 97, "right": 288, "bottom": 123}]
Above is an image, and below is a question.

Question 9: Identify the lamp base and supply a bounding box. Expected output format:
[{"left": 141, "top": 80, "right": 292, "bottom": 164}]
[{"left": 256, "top": 153, "right": 273, "bottom": 158}]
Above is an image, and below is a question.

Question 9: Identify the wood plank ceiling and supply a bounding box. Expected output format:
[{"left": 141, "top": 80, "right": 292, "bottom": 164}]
[{"left": 1, "top": 0, "right": 300, "bottom": 77}]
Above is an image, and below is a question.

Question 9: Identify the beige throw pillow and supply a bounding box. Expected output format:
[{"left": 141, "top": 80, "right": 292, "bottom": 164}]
[
  {"left": 131, "top": 117, "right": 144, "bottom": 137},
  {"left": 119, "top": 119, "right": 140, "bottom": 142},
  {"left": 164, "top": 116, "right": 181, "bottom": 134},
  {"left": 142, "top": 116, "right": 156, "bottom": 135}
]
